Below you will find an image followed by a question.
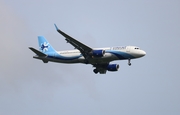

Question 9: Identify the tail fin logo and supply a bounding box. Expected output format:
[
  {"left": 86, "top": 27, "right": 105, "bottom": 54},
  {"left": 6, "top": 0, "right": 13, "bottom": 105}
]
[{"left": 40, "top": 42, "right": 50, "bottom": 52}]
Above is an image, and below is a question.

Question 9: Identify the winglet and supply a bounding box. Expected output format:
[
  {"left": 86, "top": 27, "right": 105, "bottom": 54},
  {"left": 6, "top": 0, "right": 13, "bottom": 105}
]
[
  {"left": 54, "top": 24, "right": 59, "bottom": 31},
  {"left": 54, "top": 24, "right": 70, "bottom": 38}
]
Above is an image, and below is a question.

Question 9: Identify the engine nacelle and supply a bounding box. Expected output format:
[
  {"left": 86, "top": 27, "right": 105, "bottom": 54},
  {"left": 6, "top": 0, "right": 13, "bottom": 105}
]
[
  {"left": 107, "top": 64, "right": 119, "bottom": 71},
  {"left": 90, "top": 50, "right": 105, "bottom": 57}
]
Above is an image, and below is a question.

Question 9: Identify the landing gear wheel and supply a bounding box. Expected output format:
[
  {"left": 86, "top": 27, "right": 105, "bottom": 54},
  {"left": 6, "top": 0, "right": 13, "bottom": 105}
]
[
  {"left": 128, "top": 59, "right": 131, "bottom": 66},
  {"left": 93, "top": 69, "right": 98, "bottom": 74},
  {"left": 84, "top": 60, "right": 89, "bottom": 64}
]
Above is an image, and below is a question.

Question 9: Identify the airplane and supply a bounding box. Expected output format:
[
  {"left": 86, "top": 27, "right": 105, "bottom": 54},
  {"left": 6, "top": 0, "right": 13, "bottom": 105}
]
[{"left": 29, "top": 24, "right": 146, "bottom": 74}]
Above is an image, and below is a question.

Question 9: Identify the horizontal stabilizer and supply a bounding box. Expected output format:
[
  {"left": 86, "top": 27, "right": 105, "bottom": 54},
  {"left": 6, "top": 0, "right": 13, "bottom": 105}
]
[{"left": 29, "top": 47, "right": 47, "bottom": 56}]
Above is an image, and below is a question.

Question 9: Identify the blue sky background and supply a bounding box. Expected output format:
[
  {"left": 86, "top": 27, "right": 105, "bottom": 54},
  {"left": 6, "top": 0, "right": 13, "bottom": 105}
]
[{"left": 0, "top": 0, "right": 180, "bottom": 115}]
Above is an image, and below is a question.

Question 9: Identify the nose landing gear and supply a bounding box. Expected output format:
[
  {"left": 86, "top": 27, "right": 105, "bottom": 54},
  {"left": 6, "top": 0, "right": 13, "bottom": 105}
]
[{"left": 128, "top": 59, "right": 131, "bottom": 66}]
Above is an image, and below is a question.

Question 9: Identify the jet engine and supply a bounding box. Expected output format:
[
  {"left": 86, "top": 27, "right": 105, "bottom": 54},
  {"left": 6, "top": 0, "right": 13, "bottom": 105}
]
[
  {"left": 89, "top": 50, "right": 105, "bottom": 57},
  {"left": 107, "top": 64, "right": 119, "bottom": 71}
]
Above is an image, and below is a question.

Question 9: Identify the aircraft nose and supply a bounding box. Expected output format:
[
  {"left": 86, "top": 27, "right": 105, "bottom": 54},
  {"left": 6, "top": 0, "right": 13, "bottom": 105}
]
[{"left": 141, "top": 50, "right": 146, "bottom": 56}]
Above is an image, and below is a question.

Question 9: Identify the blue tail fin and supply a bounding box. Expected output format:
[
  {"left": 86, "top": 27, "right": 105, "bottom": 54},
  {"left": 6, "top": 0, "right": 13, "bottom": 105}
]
[{"left": 38, "top": 36, "right": 56, "bottom": 54}]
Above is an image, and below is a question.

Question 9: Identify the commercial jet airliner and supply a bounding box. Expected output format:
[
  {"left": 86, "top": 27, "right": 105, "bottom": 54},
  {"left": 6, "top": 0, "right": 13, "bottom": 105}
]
[{"left": 29, "top": 24, "right": 146, "bottom": 74}]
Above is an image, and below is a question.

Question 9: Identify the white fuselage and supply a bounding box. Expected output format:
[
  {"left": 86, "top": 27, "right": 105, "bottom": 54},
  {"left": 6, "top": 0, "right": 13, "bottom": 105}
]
[
  {"left": 33, "top": 46, "right": 146, "bottom": 64},
  {"left": 30, "top": 26, "right": 146, "bottom": 74}
]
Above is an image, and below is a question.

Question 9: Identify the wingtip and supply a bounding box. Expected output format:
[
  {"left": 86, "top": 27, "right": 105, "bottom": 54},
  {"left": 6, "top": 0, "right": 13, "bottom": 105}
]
[
  {"left": 29, "top": 47, "right": 36, "bottom": 51},
  {"left": 29, "top": 47, "right": 34, "bottom": 51},
  {"left": 54, "top": 23, "right": 59, "bottom": 31},
  {"left": 29, "top": 47, "right": 33, "bottom": 49}
]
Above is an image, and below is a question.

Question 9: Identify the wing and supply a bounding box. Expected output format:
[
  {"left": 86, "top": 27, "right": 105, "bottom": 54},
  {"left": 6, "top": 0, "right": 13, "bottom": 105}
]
[{"left": 54, "top": 24, "right": 92, "bottom": 59}]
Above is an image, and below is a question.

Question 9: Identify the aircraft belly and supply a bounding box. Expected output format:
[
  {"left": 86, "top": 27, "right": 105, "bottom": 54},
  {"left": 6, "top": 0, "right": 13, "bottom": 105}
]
[
  {"left": 34, "top": 56, "right": 85, "bottom": 64},
  {"left": 34, "top": 52, "right": 119, "bottom": 64},
  {"left": 49, "top": 58, "right": 84, "bottom": 64}
]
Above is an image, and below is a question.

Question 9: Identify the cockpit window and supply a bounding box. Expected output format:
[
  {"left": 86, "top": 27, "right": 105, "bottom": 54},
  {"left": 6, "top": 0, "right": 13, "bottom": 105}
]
[{"left": 135, "top": 47, "right": 140, "bottom": 49}]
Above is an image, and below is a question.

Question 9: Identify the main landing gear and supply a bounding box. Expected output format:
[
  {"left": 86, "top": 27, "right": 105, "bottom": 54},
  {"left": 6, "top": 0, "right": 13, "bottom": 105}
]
[
  {"left": 128, "top": 58, "right": 131, "bottom": 66},
  {"left": 93, "top": 69, "right": 98, "bottom": 74}
]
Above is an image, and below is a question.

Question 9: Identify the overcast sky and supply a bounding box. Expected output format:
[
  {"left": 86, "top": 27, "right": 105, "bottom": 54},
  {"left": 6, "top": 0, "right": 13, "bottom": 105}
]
[{"left": 0, "top": 0, "right": 180, "bottom": 115}]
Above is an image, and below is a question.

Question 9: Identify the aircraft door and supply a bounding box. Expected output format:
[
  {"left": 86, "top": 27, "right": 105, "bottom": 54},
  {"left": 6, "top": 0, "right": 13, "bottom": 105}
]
[{"left": 126, "top": 46, "right": 130, "bottom": 52}]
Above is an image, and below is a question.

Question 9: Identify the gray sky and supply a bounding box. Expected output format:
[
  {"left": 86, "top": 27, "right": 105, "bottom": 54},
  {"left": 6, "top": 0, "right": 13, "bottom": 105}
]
[{"left": 0, "top": 0, "right": 180, "bottom": 115}]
